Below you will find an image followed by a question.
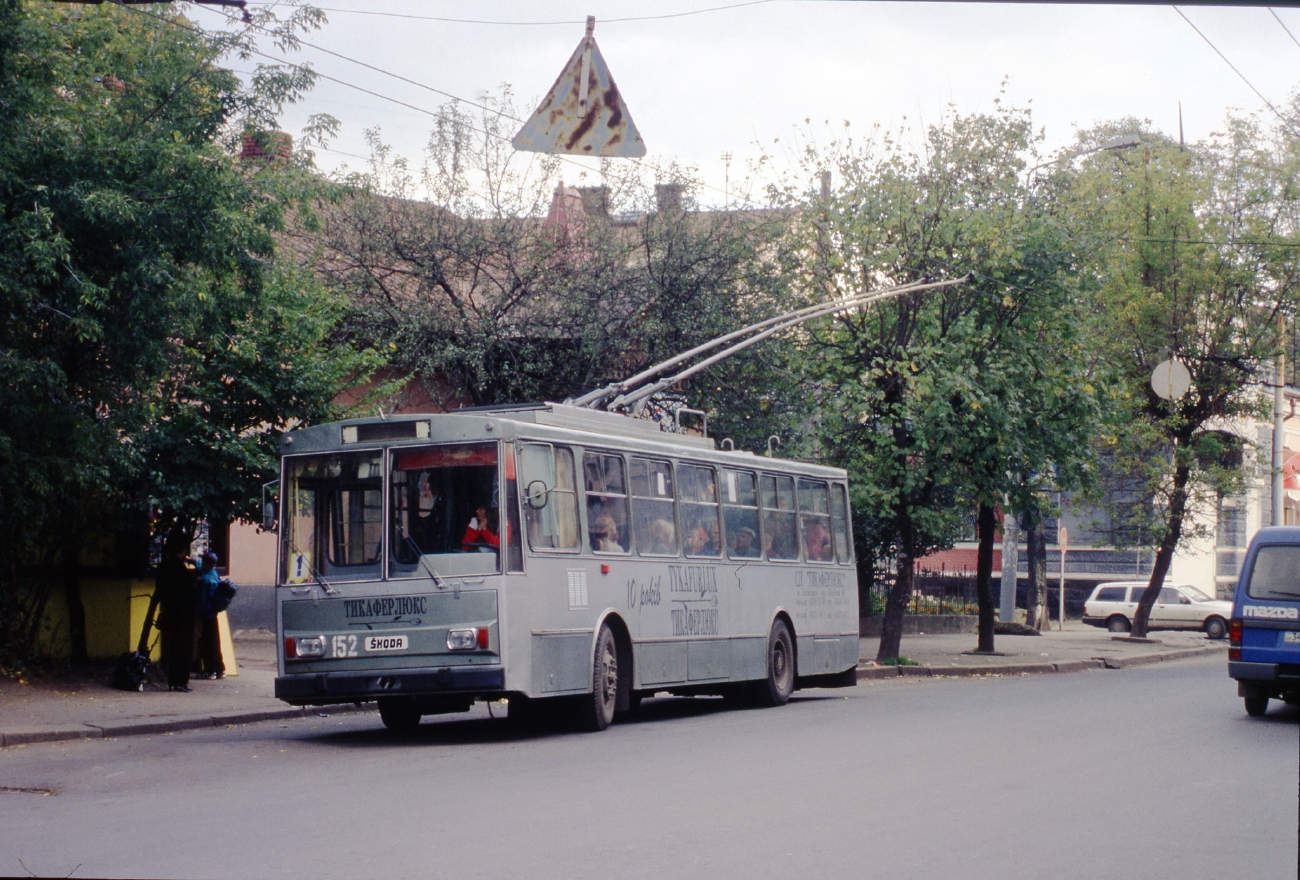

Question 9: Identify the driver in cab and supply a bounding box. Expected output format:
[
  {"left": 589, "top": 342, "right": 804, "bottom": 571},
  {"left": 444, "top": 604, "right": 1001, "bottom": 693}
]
[{"left": 462, "top": 504, "right": 499, "bottom": 549}]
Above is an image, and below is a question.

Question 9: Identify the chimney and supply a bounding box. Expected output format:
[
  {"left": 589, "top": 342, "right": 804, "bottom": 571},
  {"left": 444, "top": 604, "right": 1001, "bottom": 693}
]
[
  {"left": 578, "top": 186, "right": 609, "bottom": 217},
  {"left": 240, "top": 130, "right": 293, "bottom": 164},
  {"left": 655, "top": 183, "right": 684, "bottom": 214}
]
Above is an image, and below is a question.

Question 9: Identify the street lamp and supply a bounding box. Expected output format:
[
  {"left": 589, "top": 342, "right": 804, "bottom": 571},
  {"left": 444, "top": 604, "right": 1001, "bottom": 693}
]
[{"left": 1029, "top": 134, "right": 1141, "bottom": 175}]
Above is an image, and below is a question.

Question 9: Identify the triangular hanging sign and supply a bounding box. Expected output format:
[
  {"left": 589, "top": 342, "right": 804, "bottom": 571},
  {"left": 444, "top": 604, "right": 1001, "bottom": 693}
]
[{"left": 512, "top": 16, "right": 646, "bottom": 158}]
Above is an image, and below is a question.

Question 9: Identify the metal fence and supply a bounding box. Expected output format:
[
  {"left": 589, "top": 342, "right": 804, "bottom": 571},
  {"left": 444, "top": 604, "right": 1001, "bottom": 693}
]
[{"left": 861, "top": 567, "right": 980, "bottom": 617}]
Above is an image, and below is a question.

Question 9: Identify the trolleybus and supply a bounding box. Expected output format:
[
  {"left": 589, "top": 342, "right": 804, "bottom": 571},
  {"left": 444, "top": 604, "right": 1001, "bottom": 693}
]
[{"left": 272, "top": 402, "right": 859, "bottom": 732}]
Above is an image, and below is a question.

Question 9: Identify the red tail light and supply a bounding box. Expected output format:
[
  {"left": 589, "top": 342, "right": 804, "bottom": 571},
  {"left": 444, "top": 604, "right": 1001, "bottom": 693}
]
[
  {"left": 1229, "top": 618, "right": 1241, "bottom": 661},
  {"left": 284, "top": 637, "right": 297, "bottom": 659},
  {"left": 477, "top": 627, "right": 489, "bottom": 649}
]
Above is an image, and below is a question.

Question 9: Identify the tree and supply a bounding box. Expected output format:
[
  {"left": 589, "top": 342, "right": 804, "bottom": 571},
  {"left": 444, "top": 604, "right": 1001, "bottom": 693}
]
[
  {"left": 0, "top": 0, "right": 371, "bottom": 665},
  {"left": 316, "top": 96, "right": 800, "bottom": 449},
  {"left": 1069, "top": 111, "right": 1300, "bottom": 638},
  {"left": 773, "top": 99, "right": 1098, "bottom": 660}
]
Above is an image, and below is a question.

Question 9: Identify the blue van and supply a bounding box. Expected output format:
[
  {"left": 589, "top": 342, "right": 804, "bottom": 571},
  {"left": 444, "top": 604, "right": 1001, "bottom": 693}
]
[{"left": 1229, "top": 526, "right": 1300, "bottom": 717}]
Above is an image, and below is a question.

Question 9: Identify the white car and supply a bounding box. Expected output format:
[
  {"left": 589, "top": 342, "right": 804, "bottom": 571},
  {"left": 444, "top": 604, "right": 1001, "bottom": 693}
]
[{"left": 1082, "top": 581, "right": 1232, "bottom": 639}]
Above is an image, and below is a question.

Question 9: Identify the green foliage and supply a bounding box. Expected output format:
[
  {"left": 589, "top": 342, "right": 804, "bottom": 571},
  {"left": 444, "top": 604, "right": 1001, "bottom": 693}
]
[
  {"left": 772, "top": 99, "right": 1099, "bottom": 569},
  {"left": 1065, "top": 109, "right": 1300, "bottom": 635},
  {"left": 320, "top": 98, "right": 800, "bottom": 441},
  {"left": 0, "top": 1, "right": 369, "bottom": 664}
]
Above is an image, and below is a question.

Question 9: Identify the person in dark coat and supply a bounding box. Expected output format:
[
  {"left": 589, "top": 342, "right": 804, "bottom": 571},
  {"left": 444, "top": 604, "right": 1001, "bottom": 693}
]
[
  {"left": 195, "top": 550, "right": 225, "bottom": 680},
  {"left": 156, "top": 530, "right": 197, "bottom": 692}
]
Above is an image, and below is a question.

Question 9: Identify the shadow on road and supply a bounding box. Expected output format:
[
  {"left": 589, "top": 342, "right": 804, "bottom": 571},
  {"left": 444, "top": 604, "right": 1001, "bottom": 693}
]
[{"left": 299, "top": 692, "right": 841, "bottom": 748}]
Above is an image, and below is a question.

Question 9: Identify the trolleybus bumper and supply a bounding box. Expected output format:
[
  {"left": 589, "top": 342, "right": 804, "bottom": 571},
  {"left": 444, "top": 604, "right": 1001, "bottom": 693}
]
[{"left": 275, "top": 665, "right": 506, "bottom": 705}]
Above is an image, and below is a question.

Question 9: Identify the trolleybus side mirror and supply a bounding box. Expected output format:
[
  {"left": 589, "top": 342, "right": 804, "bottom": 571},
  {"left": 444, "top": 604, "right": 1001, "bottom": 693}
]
[
  {"left": 526, "top": 480, "right": 549, "bottom": 510},
  {"left": 260, "top": 480, "right": 279, "bottom": 533}
]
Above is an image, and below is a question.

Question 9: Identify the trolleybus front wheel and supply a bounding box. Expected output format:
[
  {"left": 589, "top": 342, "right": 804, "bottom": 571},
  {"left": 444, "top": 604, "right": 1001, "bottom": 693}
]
[
  {"left": 578, "top": 624, "right": 619, "bottom": 731},
  {"left": 378, "top": 696, "right": 422, "bottom": 733}
]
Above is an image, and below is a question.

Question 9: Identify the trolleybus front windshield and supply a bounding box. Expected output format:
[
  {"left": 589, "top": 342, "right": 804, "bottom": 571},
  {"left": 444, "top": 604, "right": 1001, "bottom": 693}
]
[
  {"left": 282, "top": 451, "right": 384, "bottom": 583},
  {"left": 390, "top": 442, "right": 501, "bottom": 577}
]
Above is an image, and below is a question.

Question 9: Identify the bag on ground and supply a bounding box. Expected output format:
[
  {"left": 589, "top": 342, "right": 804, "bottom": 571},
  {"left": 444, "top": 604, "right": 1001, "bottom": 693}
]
[{"left": 110, "top": 651, "right": 149, "bottom": 692}]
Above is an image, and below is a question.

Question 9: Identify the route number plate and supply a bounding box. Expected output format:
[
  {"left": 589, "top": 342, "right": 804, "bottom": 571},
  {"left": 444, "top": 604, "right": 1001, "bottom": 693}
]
[{"left": 365, "top": 635, "right": 408, "bottom": 652}]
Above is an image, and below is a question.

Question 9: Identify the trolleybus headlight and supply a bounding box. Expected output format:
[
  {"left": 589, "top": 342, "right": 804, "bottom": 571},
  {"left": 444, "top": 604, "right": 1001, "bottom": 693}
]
[
  {"left": 447, "top": 628, "right": 487, "bottom": 651},
  {"left": 292, "top": 635, "right": 326, "bottom": 658}
]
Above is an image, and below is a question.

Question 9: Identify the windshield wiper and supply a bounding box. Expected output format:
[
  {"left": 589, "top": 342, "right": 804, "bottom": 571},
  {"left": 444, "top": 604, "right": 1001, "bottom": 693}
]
[{"left": 399, "top": 528, "right": 457, "bottom": 598}]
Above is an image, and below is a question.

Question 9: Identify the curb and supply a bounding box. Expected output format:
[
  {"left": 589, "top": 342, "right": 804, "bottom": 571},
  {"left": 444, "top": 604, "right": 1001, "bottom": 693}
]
[
  {"left": 857, "top": 645, "right": 1224, "bottom": 683},
  {"left": 1, "top": 702, "right": 376, "bottom": 748}
]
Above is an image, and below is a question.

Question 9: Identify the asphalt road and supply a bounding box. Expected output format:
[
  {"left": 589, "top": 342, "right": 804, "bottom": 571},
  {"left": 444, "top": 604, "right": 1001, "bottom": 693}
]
[{"left": 1, "top": 656, "right": 1294, "bottom": 880}]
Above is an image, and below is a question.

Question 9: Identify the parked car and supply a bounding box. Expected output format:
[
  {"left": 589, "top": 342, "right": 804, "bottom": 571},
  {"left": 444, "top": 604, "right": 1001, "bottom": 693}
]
[
  {"left": 1082, "top": 580, "right": 1231, "bottom": 639},
  {"left": 1229, "top": 527, "right": 1300, "bottom": 717}
]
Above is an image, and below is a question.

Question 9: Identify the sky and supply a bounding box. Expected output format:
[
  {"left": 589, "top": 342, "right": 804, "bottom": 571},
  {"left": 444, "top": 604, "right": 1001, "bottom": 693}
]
[{"left": 196, "top": 1, "right": 1300, "bottom": 207}]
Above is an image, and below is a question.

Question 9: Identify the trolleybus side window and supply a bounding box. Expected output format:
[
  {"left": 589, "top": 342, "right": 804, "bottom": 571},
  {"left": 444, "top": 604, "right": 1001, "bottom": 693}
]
[
  {"left": 831, "top": 482, "right": 852, "bottom": 563},
  {"left": 798, "top": 478, "right": 833, "bottom": 562},
  {"left": 760, "top": 473, "right": 799, "bottom": 561},
  {"left": 679, "top": 464, "right": 722, "bottom": 558},
  {"left": 519, "top": 443, "right": 580, "bottom": 552},
  {"left": 388, "top": 443, "right": 502, "bottom": 577},
  {"left": 281, "top": 452, "right": 383, "bottom": 582},
  {"left": 631, "top": 457, "right": 677, "bottom": 556},
  {"left": 585, "top": 452, "right": 629, "bottom": 554},
  {"left": 721, "top": 469, "right": 760, "bottom": 559}
]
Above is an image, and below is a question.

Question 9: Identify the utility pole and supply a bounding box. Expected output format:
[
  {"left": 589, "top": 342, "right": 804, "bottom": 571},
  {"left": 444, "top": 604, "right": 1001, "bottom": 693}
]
[
  {"left": 999, "top": 507, "right": 1017, "bottom": 623},
  {"left": 721, "top": 151, "right": 732, "bottom": 210},
  {"left": 1274, "top": 313, "right": 1287, "bottom": 527}
]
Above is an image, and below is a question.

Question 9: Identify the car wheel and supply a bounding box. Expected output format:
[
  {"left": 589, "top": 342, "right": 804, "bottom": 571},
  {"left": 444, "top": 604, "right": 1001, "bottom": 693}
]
[
  {"left": 1107, "top": 616, "right": 1131, "bottom": 634},
  {"left": 1204, "top": 616, "right": 1227, "bottom": 640},
  {"left": 1245, "top": 696, "right": 1269, "bottom": 717},
  {"left": 378, "top": 696, "right": 421, "bottom": 733}
]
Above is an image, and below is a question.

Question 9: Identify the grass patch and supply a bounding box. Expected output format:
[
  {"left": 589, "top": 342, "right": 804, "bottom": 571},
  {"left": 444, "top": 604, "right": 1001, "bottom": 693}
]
[{"left": 879, "top": 656, "right": 919, "bottom": 667}]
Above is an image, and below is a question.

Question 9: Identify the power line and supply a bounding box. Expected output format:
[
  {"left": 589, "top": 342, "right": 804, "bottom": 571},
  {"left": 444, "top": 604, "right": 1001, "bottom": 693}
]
[
  {"left": 1172, "top": 6, "right": 1300, "bottom": 139},
  {"left": 1116, "top": 236, "right": 1300, "bottom": 249},
  {"left": 186, "top": 4, "right": 738, "bottom": 201},
  {"left": 247, "top": 1, "right": 779, "bottom": 27},
  {"left": 128, "top": 4, "right": 643, "bottom": 199},
  {"left": 1268, "top": 7, "right": 1300, "bottom": 51}
]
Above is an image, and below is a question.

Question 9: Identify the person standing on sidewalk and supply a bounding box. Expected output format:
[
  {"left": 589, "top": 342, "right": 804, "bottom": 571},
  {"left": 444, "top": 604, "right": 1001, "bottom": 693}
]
[
  {"left": 195, "top": 551, "right": 225, "bottom": 680},
  {"left": 156, "top": 530, "right": 197, "bottom": 692}
]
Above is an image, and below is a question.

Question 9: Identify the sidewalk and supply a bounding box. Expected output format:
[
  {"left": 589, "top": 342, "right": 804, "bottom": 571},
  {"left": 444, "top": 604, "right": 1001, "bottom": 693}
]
[
  {"left": 0, "top": 624, "right": 1227, "bottom": 747},
  {"left": 856, "top": 620, "right": 1227, "bottom": 679},
  {"left": 0, "top": 630, "right": 366, "bottom": 748}
]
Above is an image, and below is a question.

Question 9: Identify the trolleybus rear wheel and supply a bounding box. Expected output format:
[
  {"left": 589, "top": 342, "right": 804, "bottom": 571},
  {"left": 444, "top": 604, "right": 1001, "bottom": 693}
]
[
  {"left": 578, "top": 624, "right": 619, "bottom": 731},
  {"left": 756, "top": 618, "right": 795, "bottom": 707},
  {"left": 378, "top": 696, "right": 422, "bottom": 733}
]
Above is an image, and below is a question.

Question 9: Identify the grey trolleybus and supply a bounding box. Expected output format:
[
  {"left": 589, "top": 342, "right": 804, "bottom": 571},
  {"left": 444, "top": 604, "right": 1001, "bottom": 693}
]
[{"left": 273, "top": 402, "right": 859, "bottom": 732}]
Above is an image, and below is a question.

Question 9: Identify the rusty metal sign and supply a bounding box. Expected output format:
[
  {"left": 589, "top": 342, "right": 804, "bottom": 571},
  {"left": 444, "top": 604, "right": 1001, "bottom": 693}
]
[{"left": 512, "top": 16, "right": 646, "bottom": 158}]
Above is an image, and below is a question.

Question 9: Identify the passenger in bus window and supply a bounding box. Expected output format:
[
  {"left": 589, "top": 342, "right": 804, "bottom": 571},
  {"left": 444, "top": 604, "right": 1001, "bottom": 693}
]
[
  {"left": 731, "top": 526, "right": 758, "bottom": 558},
  {"left": 649, "top": 518, "right": 675, "bottom": 555},
  {"left": 702, "top": 522, "right": 721, "bottom": 556},
  {"left": 684, "top": 525, "right": 708, "bottom": 556},
  {"left": 764, "top": 512, "right": 797, "bottom": 560},
  {"left": 593, "top": 515, "right": 623, "bottom": 552},
  {"left": 462, "top": 504, "right": 499, "bottom": 549},
  {"left": 804, "top": 516, "right": 831, "bottom": 561}
]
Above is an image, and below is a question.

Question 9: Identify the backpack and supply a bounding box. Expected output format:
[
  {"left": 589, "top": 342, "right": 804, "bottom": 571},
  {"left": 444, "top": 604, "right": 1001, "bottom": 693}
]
[{"left": 213, "top": 578, "right": 238, "bottom": 613}]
